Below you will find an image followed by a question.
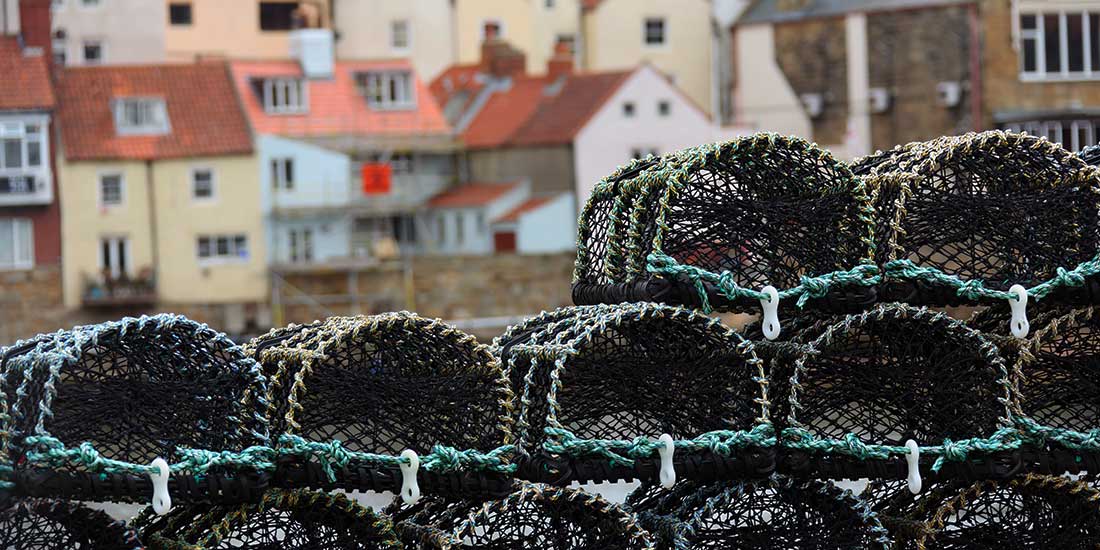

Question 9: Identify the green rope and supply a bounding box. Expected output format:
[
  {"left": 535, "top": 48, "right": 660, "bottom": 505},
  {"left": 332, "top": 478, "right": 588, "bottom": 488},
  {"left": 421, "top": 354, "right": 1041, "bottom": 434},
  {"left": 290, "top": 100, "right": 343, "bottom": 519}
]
[
  {"left": 1017, "top": 417, "right": 1100, "bottom": 452},
  {"left": 883, "top": 256, "right": 1100, "bottom": 301},
  {"left": 781, "top": 427, "right": 1023, "bottom": 472},
  {"left": 646, "top": 252, "right": 879, "bottom": 312},
  {"left": 543, "top": 424, "right": 777, "bottom": 468}
]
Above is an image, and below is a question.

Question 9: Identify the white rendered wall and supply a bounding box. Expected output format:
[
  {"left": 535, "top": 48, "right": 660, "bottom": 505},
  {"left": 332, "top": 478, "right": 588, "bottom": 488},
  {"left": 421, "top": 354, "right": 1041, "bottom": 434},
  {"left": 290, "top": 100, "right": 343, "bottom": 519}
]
[{"left": 51, "top": 0, "right": 165, "bottom": 65}]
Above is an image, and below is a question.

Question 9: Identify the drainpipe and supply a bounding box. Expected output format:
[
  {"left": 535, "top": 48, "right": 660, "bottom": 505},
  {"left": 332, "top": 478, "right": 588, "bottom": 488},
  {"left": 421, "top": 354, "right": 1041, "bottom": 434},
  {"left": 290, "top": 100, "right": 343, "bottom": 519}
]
[
  {"left": 969, "top": 3, "right": 983, "bottom": 131},
  {"left": 145, "top": 159, "right": 159, "bottom": 298}
]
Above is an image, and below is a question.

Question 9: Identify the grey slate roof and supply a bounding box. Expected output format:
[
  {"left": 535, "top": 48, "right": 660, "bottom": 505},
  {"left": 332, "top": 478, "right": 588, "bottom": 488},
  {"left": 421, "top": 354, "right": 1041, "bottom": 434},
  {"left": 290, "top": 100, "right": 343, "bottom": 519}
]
[{"left": 738, "top": 0, "right": 973, "bottom": 25}]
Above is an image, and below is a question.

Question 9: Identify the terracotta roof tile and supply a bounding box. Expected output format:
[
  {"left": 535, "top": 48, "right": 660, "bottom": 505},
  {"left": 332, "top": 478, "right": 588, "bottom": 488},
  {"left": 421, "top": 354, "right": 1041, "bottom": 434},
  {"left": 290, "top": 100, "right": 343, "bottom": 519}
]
[
  {"left": 56, "top": 62, "right": 252, "bottom": 160},
  {"left": 0, "top": 37, "right": 55, "bottom": 111},
  {"left": 494, "top": 196, "right": 553, "bottom": 223},
  {"left": 508, "top": 71, "right": 631, "bottom": 146},
  {"left": 430, "top": 64, "right": 483, "bottom": 113},
  {"left": 428, "top": 182, "right": 519, "bottom": 208},
  {"left": 462, "top": 76, "right": 550, "bottom": 149},
  {"left": 229, "top": 59, "right": 450, "bottom": 138}
]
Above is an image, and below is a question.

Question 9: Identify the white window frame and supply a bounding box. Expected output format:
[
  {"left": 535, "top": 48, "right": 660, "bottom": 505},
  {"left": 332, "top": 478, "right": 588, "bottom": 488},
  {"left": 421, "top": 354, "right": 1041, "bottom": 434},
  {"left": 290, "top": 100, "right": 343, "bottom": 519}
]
[
  {"left": 644, "top": 17, "right": 666, "bottom": 47},
  {"left": 1018, "top": 8, "right": 1100, "bottom": 81},
  {"left": 98, "top": 172, "right": 125, "bottom": 208},
  {"left": 287, "top": 226, "right": 314, "bottom": 263},
  {"left": 82, "top": 38, "right": 105, "bottom": 64},
  {"left": 262, "top": 78, "right": 309, "bottom": 115},
  {"left": 0, "top": 116, "right": 51, "bottom": 205},
  {"left": 0, "top": 218, "right": 34, "bottom": 270},
  {"left": 191, "top": 167, "right": 215, "bottom": 202},
  {"left": 197, "top": 234, "right": 250, "bottom": 264},
  {"left": 1003, "top": 118, "right": 1100, "bottom": 152},
  {"left": 359, "top": 71, "right": 417, "bottom": 110},
  {"left": 271, "top": 156, "right": 294, "bottom": 191},
  {"left": 391, "top": 19, "right": 411, "bottom": 52},
  {"left": 113, "top": 97, "right": 171, "bottom": 136},
  {"left": 98, "top": 235, "right": 130, "bottom": 279}
]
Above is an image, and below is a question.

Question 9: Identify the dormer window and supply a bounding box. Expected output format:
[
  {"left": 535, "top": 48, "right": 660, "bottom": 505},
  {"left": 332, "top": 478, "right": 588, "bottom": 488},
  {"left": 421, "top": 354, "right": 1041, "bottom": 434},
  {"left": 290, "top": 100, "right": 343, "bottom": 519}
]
[
  {"left": 261, "top": 78, "right": 308, "bottom": 114},
  {"left": 357, "top": 71, "right": 415, "bottom": 110},
  {"left": 113, "top": 98, "right": 170, "bottom": 135}
]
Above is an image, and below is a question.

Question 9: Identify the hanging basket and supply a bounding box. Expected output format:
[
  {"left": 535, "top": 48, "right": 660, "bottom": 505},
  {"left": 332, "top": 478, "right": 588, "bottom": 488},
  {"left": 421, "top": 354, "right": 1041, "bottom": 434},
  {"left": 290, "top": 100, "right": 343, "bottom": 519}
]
[
  {"left": 253, "top": 313, "right": 516, "bottom": 498},
  {"left": 503, "top": 303, "right": 775, "bottom": 485},
  {"left": 627, "top": 476, "right": 893, "bottom": 549},
  {"left": 854, "top": 130, "right": 1100, "bottom": 307},
  {"left": 389, "top": 481, "right": 656, "bottom": 550},
  {"left": 573, "top": 133, "right": 879, "bottom": 315},
  {"left": 776, "top": 304, "right": 1026, "bottom": 481},
  {"left": 7, "top": 314, "right": 272, "bottom": 505},
  {"left": 0, "top": 499, "right": 144, "bottom": 550},
  {"left": 910, "top": 474, "right": 1100, "bottom": 549},
  {"left": 137, "top": 489, "right": 403, "bottom": 550}
]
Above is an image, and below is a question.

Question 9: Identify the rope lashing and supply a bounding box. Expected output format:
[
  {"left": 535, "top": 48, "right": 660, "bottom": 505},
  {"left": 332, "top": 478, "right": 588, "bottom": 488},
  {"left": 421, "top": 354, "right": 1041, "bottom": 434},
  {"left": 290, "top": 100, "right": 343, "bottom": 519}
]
[{"left": 542, "top": 424, "right": 777, "bottom": 468}]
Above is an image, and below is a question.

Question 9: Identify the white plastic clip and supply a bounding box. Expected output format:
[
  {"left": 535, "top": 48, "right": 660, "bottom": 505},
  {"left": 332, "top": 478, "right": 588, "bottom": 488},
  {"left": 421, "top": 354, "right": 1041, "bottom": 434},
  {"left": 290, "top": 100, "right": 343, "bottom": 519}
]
[
  {"left": 1008, "top": 284, "right": 1029, "bottom": 339},
  {"left": 759, "top": 285, "right": 781, "bottom": 341},
  {"left": 149, "top": 457, "right": 172, "bottom": 515},
  {"left": 904, "top": 440, "right": 921, "bottom": 495},
  {"left": 657, "top": 433, "right": 676, "bottom": 488},
  {"left": 399, "top": 449, "right": 421, "bottom": 505}
]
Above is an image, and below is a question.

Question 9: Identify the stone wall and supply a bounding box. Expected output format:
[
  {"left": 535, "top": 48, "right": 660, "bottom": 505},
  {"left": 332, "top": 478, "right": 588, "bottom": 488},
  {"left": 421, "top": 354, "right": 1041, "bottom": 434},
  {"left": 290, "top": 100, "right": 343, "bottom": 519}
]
[
  {"left": 0, "top": 265, "right": 66, "bottom": 344},
  {"left": 773, "top": 17, "right": 848, "bottom": 145}
]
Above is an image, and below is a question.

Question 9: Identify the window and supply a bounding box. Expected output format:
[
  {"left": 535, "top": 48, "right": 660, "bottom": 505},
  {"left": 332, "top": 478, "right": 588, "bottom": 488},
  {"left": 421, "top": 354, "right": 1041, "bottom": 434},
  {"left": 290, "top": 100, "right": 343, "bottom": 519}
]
[
  {"left": 81, "top": 0, "right": 100, "bottom": 6},
  {"left": 0, "top": 218, "right": 33, "bottom": 269},
  {"left": 623, "top": 101, "right": 636, "bottom": 117},
  {"left": 99, "top": 173, "right": 123, "bottom": 206},
  {"left": 197, "top": 234, "right": 249, "bottom": 261},
  {"left": 192, "top": 168, "right": 214, "bottom": 200},
  {"left": 271, "top": 157, "right": 294, "bottom": 190},
  {"left": 259, "top": 2, "right": 299, "bottom": 31},
  {"left": 1019, "top": 10, "right": 1100, "bottom": 79},
  {"left": 644, "top": 17, "right": 665, "bottom": 46},
  {"left": 454, "top": 213, "right": 464, "bottom": 246},
  {"left": 99, "top": 236, "right": 129, "bottom": 279},
  {"left": 82, "top": 39, "right": 103, "bottom": 64},
  {"left": 545, "top": 0, "right": 554, "bottom": 7},
  {"left": 631, "top": 148, "right": 659, "bottom": 160},
  {"left": 261, "top": 78, "right": 308, "bottom": 114},
  {"left": 51, "top": 35, "right": 66, "bottom": 66},
  {"left": 658, "top": 100, "right": 671, "bottom": 116},
  {"left": 1003, "top": 118, "right": 1100, "bottom": 151},
  {"left": 436, "top": 215, "right": 446, "bottom": 244},
  {"left": 0, "top": 120, "right": 45, "bottom": 172},
  {"left": 288, "top": 227, "right": 314, "bottom": 263},
  {"left": 357, "top": 71, "right": 416, "bottom": 110},
  {"left": 389, "top": 152, "right": 413, "bottom": 174},
  {"left": 391, "top": 20, "right": 410, "bottom": 51},
  {"left": 113, "top": 98, "right": 170, "bottom": 135},
  {"left": 169, "top": 3, "right": 192, "bottom": 25},
  {"left": 482, "top": 19, "right": 503, "bottom": 40}
]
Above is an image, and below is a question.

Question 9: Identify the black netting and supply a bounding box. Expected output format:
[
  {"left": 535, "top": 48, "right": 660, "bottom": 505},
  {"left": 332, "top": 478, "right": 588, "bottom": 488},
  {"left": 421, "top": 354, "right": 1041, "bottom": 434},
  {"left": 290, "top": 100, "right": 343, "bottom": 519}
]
[
  {"left": 389, "top": 481, "right": 655, "bottom": 550},
  {"left": 628, "top": 477, "right": 892, "bottom": 549},
  {"left": 0, "top": 499, "right": 143, "bottom": 550},
  {"left": 912, "top": 475, "right": 1100, "bottom": 549},
  {"left": 138, "top": 490, "right": 402, "bottom": 550}
]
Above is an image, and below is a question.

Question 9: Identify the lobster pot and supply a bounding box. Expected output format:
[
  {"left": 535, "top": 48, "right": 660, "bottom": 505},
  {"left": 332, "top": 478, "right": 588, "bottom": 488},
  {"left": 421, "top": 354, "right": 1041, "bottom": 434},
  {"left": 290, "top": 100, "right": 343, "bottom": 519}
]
[
  {"left": 252, "top": 313, "right": 515, "bottom": 497},
  {"left": 626, "top": 477, "right": 893, "bottom": 550},
  {"left": 908, "top": 475, "right": 1100, "bottom": 549},
  {"left": 854, "top": 131, "right": 1100, "bottom": 306},
  {"left": 390, "top": 482, "right": 655, "bottom": 550},
  {"left": 138, "top": 489, "right": 403, "bottom": 550},
  {"left": 777, "top": 304, "right": 1024, "bottom": 480},
  {"left": 7, "top": 315, "right": 271, "bottom": 504},
  {"left": 572, "top": 133, "right": 878, "bottom": 314},
  {"left": 0, "top": 499, "right": 144, "bottom": 550},
  {"left": 506, "top": 303, "right": 774, "bottom": 485},
  {"left": 1080, "top": 143, "right": 1100, "bottom": 166}
]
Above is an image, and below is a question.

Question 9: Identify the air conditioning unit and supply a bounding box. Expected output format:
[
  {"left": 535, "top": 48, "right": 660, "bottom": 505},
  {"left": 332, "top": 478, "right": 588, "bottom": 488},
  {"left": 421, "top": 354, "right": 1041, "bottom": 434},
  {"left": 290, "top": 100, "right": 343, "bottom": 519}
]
[
  {"left": 869, "top": 87, "right": 891, "bottom": 114},
  {"left": 800, "top": 93, "right": 824, "bottom": 119},
  {"left": 937, "top": 81, "right": 963, "bottom": 107}
]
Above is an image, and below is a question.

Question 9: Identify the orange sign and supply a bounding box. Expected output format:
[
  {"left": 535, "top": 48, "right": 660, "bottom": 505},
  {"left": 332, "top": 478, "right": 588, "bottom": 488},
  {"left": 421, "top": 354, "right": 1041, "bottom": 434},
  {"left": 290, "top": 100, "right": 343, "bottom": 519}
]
[{"left": 361, "top": 163, "right": 392, "bottom": 195}]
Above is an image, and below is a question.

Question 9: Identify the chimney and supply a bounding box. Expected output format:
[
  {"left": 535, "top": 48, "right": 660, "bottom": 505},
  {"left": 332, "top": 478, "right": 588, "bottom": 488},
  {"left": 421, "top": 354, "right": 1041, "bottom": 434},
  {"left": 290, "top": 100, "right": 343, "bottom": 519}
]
[
  {"left": 480, "top": 38, "right": 526, "bottom": 79},
  {"left": 18, "top": 0, "right": 50, "bottom": 56},
  {"left": 289, "top": 28, "right": 334, "bottom": 78},
  {"left": 547, "top": 40, "right": 574, "bottom": 80}
]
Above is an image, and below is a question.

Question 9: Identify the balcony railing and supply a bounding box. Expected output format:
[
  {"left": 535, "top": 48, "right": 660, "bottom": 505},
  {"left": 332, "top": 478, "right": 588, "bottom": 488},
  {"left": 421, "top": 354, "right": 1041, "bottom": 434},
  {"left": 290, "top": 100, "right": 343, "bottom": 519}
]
[
  {"left": 82, "top": 270, "right": 157, "bottom": 308},
  {"left": 0, "top": 173, "right": 52, "bottom": 206}
]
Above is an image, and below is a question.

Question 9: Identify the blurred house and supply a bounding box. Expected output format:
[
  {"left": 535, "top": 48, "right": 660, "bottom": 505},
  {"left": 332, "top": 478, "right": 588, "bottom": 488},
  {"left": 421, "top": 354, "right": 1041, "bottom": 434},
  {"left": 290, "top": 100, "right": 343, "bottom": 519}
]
[
  {"left": 228, "top": 35, "right": 456, "bottom": 265},
  {"left": 49, "top": 0, "right": 164, "bottom": 66},
  {"left": 165, "top": 0, "right": 330, "bottom": 61},
  {"left": 55, "top": 62, "right": 268, "bottom": 332},
  {"left": 984, "top": 1, "right": 1100, "bottom": 152},
  {"left": 434, "top": 39, "right": 734, "bottom": 211},
  {"left": 333, "top": 0, "right": 456, "bottom": 82},
  {"left": 731, "top": 0, "right": 978, "bottom": 159},
  {"left": 452, "top": 0, "right": 582, "bottom": 79}
]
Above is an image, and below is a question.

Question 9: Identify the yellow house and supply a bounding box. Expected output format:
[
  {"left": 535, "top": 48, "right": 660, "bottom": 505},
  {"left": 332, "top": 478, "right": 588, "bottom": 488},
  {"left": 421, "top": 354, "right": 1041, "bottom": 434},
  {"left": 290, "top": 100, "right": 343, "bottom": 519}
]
[
  {"left": 165, "top": 0, "right": 330, "bottom": 61},
  {"left": 454, "top": 0, "right": 582, "bottom": 75},
  {"left": 55, "top": 63, "right": 268, "bottom": 329}
]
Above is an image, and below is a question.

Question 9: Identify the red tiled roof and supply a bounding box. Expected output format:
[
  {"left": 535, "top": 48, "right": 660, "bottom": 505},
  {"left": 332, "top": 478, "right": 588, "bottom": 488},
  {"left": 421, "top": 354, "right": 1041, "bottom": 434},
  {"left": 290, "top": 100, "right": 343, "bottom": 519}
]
[
  {"left": 509, "top": 71, "right": 631, "bottom": 147},
  {"left": 494, "top": 196, "right": 553, "bottom": 223},
  {"left": 430, "top": 64, "right": 483, "bottom": 113},
  {"left": 462, "top": 76, "right": 549, "bottom": 148},
  {"left": 56, "top": 62, "right": 252, "bottom": 161},
  {"left": 428, "top": 182, "right": 519, "bottom": 208},
  {"left": 0, "top": 37, "right": 55, "bottom": 111},
  {"left": 581, "top": 0, "right": 605, "bottom": 11},
  {"left": 229, "top": 59, "right": 450, "bottom": 138}
]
